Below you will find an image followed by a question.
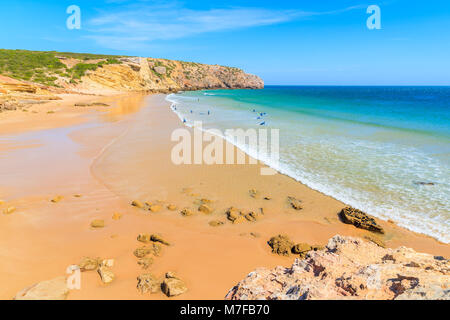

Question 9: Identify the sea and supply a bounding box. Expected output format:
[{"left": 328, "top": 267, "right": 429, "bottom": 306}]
[{"left": 167, "top": 86, "right": 450, "bottom": 243}]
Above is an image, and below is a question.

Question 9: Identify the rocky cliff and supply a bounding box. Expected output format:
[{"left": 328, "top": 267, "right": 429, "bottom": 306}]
[
  {"left": 75, "top": 57, "right": 263, "bottom": 94},
  {"left": 226, "top": 235, "right": 449, "bottom": 300},
  {"left": 0, "top": 50, "right": 263, "bottom": 98}
]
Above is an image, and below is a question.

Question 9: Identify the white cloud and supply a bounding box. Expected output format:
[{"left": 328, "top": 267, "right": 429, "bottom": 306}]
[{"left": 85, "top": 2, "right": 365, "bottom": 50}]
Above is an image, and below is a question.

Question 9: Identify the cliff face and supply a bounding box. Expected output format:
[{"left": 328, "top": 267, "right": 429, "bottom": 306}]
[
  {"left": 75, "top": 57, "right": 264, "bottom": 94},
  {"left": 226, "top": 235, "right": 450, "bottom": 300}
]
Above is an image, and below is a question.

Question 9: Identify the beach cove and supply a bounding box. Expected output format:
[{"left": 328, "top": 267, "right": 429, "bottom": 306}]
[{"left": 0, "top": 92, "right": 448, "bottom": 300}]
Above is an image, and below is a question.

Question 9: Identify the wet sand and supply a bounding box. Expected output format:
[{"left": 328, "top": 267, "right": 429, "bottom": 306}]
[{"left": 0, "top": 93, "right": 448, "bottom": 300}]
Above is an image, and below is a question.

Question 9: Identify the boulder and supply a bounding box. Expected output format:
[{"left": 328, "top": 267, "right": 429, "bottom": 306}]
[
  {"left": 226, "top": 235, "right": 450, "bottom": 300},
  {"left": 226, "top": 207, "right": 241, "bottom": 222},
  {"left": 97, "top": 266, "right": 115, "bottom": 284},
  {"left": 339, "top": 207, "right": 385, "bottom": 234},
  {"left": 161, "top": 273, "right": 187, "bottom": 297},
  {"left": 78, "top": 257, "right": 100, "bottom": 271},
  {"left": 268, "top": 235, "right": 294, "bottom": 256},
  {"left": 244, "top": 211, "right": 261, "bottom": 222},
  {"left": 14, "top": 277, "right": 69, "bottom": 300},
  {"left": 137, "top": 274, "right": 160, "bottom": 294}
]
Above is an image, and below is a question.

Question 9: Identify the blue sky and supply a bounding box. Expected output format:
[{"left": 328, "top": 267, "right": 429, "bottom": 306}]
[{"left": 1, "top": 0, "right": 450, "bottom": 85}]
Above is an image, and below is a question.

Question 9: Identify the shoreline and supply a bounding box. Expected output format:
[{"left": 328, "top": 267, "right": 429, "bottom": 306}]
[
  {"left": 165, "top": 92, "right": 449, "bottom": 245},
  {"left": 0, "top": 92, "right": 448, "bottom": 300}
]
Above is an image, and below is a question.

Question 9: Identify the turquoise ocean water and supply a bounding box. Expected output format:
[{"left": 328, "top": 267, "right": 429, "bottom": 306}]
[{"left": 167, "top": 86, "right": 450, "bottom": 242}]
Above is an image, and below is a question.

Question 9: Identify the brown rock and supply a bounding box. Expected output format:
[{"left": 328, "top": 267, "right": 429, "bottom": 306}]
[
  {"left": 97, "top": 266, "right": 115, "bottom": 284},
  {"left": 137, "top": 274, "right": 160, "bottom": 294},
  {"left": 268, "top": 235, "right": 294, "bottom": 256},
  {"left": 161, "top": 273, "right": 187, "bottom": 297},
  {"left": 364, "top": 235, "right": 386, "bottom": 248},
  {"left": 181, "top": 208, "right": 195, "bottom": 216},
  {"left": 226, "top": 207, "right": 241, "bottom": 222},
  {"left": 244, "top": 211, "right": 261, "bottom": 222},
  {"left": 137, "top": 233, "right": 151, "bottom": 243},
  {"left": 167, "top": 204, "right": 177, "bottom": 211},
  {"left": 78, "top": 257, "right": 100, "bottom": 271},
  {"left": 131, "top": 200, "right": 144, "bottom": 208},
  {"left": 249, "top": 189, "right": 260, "bottom": 199},
  {"left": 198, "top": 204, "right": 213, "bottom": 214},
  {"left": 287, "top": 196, "right": 302, "bottom": 210},
  {"left": 137, "top": 257, "right": 153, "bottom": 270},
  {"left": 51, "top": 195, "right": 63, "bottom": 203},
  {"left": 339, "top": 207, "right": 385, "bottom": 234},
  {"left": 90, "top": 219, "right": 105, "bottom": 228},
  {"left": 209, "top": 220, "right": 225, "bottom": 227},
  {"left": 149, "top": 205, "right": 162, "bottom": 213},
  {"left": 3, "top": 206, "right": 16, "bottom": 215}
]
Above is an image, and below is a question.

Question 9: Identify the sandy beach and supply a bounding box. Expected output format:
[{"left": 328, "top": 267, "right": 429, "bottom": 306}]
[{"left": 0, "top": 93, "right": 448, "bottom": 300}]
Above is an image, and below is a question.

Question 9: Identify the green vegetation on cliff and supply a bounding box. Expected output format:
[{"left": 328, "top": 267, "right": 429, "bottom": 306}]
[{"left": 0, "top": 49, "right": 123, "bottom": 86}]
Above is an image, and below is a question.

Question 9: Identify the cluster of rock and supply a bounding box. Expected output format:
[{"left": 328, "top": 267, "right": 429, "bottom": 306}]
[
  {"left": 226, "top": 235, "right": 449, "bottom": 300},
  {"left": 134, "top": 233, "right": 187, "bottom": 297},
  {"left": 268, "top": 234, "right": 323, "bottom": 258}
]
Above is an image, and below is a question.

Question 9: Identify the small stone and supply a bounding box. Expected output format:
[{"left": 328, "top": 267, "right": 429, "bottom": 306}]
[
  {"left": 74, "top": 194, "right": 82, "bottom": 198},
  {"left": 292, "top": 243, "right": 313, "bottom": 258},
  {"left": 101, "top": 259, "right": 114, "bottom": 268},
  {"left": 78, "top": 257, "right": 100, "bottom": 271},
  {"left": 149, "top": 205, "right": 162, "bottom": 213},
  {"left": 131, "top": 200, "right": 144, "bottom": 208},
  {"left": 112, "top": 213, "right": 122, "bottom": 220},
  {"left": 250, "top": 232, "right": 261, "bottom": 238},
  {"left": 137, "top": 257, "right": 153, "bottom": 270},
  {"left": 137, "top": 233, "right": 151, "bottom": 243},
  {"left": 181, "top": 208, "right": 195, "bottom": 216},
  {"left": 150, "top": 234, "right": 170, "bottom": 246},
  {"left": 263, "top": 196, "right": 272, "bottom": 200},
  {"left": 97, "top": 266, "right": 115, "bottom": 284},
  {"left": 0, "top": 200, "right": 5, "bottom": 205},
  {"left": 161, "top": 275, "right": 187, "bottom": 297},
  {"left": 14, "top": 277, "right": 69, "bottom": 300},
  {"left": 90, "top": 219, "right": 105, "bottom": 228},
  {"left": 134, "top": 246, "right": 152, "bottom": 258},
  {"left": 226, "top": 207, "right": 241, "bottom": 222},
  {"left": 3, "top": 206, "right": 16, "bottom": 215},
  {"left": 249, "top": 189, "right": 260, "bottom": 199},
  {"left": 198, "top": 204, "right": 213, "bottom": 214},
  {"left": 287, "top": 196, "right": 302, "bottom": 210},
  {"left": 51, "top": 196, "right": 63, "bottom": 203},
  {"left": 244, "top": 211, "right": 261, "bottom": 222},
  {"left": 200, "top": 198, "right": 213, "bottom": 204},
  {"left": 167, "top": 204, "right": 177, "bottom": 211},
  {"left": 209, "top": 220, "right": 224, "bottom": 227},
  {"left": 137, "top": 274, "right": 160, "bottom": 294},
  {"left": 268, "top": 235, "right": 294, "bottom": 256}
]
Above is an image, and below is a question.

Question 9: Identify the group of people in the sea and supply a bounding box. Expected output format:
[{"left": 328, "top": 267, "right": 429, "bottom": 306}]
[{"left": 252, "top": 109, "right": 267, "bottom": 125}]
